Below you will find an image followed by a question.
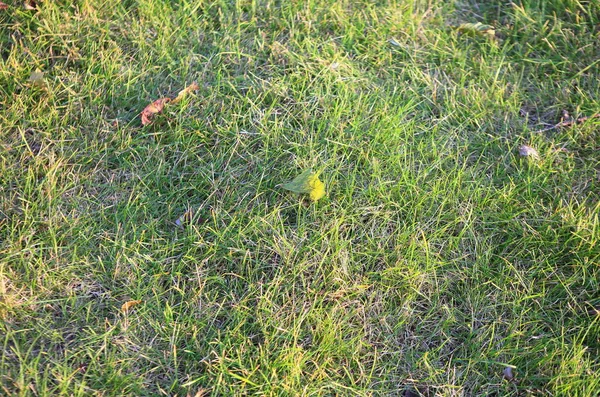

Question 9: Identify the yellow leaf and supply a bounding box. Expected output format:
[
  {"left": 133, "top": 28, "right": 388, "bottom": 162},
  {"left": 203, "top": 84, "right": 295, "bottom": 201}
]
[
  {"left": 282, "top": 170, "right": 326, "bottom": 202},
  {"left": 308, "top": 174, "right": 326, "bottom": 201},
  {"left": 121, "top": 300, "right": 142, "bottom": 313},
  {"left": 281, "top": 169, "right": 313, "bottom": 194}
]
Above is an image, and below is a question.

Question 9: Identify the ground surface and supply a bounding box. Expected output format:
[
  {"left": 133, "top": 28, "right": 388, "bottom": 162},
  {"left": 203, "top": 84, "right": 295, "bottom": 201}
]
[{"left": 1, "top": 0, "right": 599, "bottom": 396}]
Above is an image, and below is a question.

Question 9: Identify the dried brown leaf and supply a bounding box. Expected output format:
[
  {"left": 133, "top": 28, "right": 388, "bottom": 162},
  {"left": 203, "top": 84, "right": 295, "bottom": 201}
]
[
  {"left": 172, "top": 81, "right": 200, "bottom": 104},
  {"left": 534, "top": 113, "right": 600, "bottom": 133},
  {"left": 121, "top": 300, "right": 142, "bottom": 313},
  {"left": 141, "top": 98, "right": 170, "bottom": 126},
  {"left": 0, "top": 2, "right": 9, "bottom": 10}
]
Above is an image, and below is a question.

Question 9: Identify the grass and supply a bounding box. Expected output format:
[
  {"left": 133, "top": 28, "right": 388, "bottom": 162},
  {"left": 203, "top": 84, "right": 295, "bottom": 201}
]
[{"left": 1, "top": 0, "right": 599, "bottom": 395}]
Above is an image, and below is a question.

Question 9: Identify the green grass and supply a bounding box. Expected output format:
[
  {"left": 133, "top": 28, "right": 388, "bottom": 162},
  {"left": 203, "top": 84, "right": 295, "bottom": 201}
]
[{"left": 1, "top": 0, "right": 599, "bottom": 395}]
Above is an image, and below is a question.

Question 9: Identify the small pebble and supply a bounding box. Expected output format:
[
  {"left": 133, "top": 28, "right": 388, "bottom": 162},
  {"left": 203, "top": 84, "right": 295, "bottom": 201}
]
[
  {"left": 518, "top": 144, "right": 539, "bottom": 159},
  {"left": 503, "top": 366, "right": 515, "bottom": 381}
]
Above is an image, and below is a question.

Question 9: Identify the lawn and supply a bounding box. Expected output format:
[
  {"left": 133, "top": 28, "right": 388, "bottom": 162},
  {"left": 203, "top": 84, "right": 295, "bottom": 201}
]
[{"left": 1, "top": 0, "right": 599, "bottom": 395}]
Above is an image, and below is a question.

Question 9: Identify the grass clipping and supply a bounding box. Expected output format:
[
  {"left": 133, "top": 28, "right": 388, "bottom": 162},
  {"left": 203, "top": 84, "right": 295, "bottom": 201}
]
[{"left": 281, "top": 170, "right": 326, "bottom": 202}]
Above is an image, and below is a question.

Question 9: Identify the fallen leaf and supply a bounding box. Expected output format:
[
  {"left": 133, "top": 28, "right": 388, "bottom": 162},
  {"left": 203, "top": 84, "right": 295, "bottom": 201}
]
[
  {"left": 121, "top": 300, "right": 142, "bottom": 313},
  {"left": 140, "top": 83, "right": 199, "bottom": 125},
  {"left": 172, "top": 81, "right": 199, "bottom": 104},
  {"left": 533, "top": 112, "right": 600, "bottom": 133},
  {"left": 281, "top": 170, "right": 313, "bottom": 194},
  {"left": 0, "top": 2, "right": 8, "bottom": 10},
  {"left": 141, "top": 97, "right": 170, "bottom": 126},
  {"left": 518, "top": 144, "right": 540, "bottom": 159},
  {"left": 455, "top": 22, "right": 495, "bottom": 39},
  {"left": 28, "top": 70, "right": 45, "bottom": 87},
  {"left": 281, "top": 170, "right": 326, "bottom": 202},
  {"left": 309, "top": 175, "right": 326, "bottom": 201},
  {"left": 503, "top": 366, "right": 515, "bottom": 381}
]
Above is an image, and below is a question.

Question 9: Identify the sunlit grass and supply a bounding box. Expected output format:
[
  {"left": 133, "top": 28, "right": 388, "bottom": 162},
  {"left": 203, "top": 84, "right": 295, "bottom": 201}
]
[{"left": 1, "top": 0, "right": 599, "bottom": 395}]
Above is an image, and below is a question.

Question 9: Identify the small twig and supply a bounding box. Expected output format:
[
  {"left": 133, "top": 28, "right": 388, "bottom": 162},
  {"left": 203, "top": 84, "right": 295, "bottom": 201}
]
[{"left": 534, "top": 113, "right": 600, "bottom": 133}]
